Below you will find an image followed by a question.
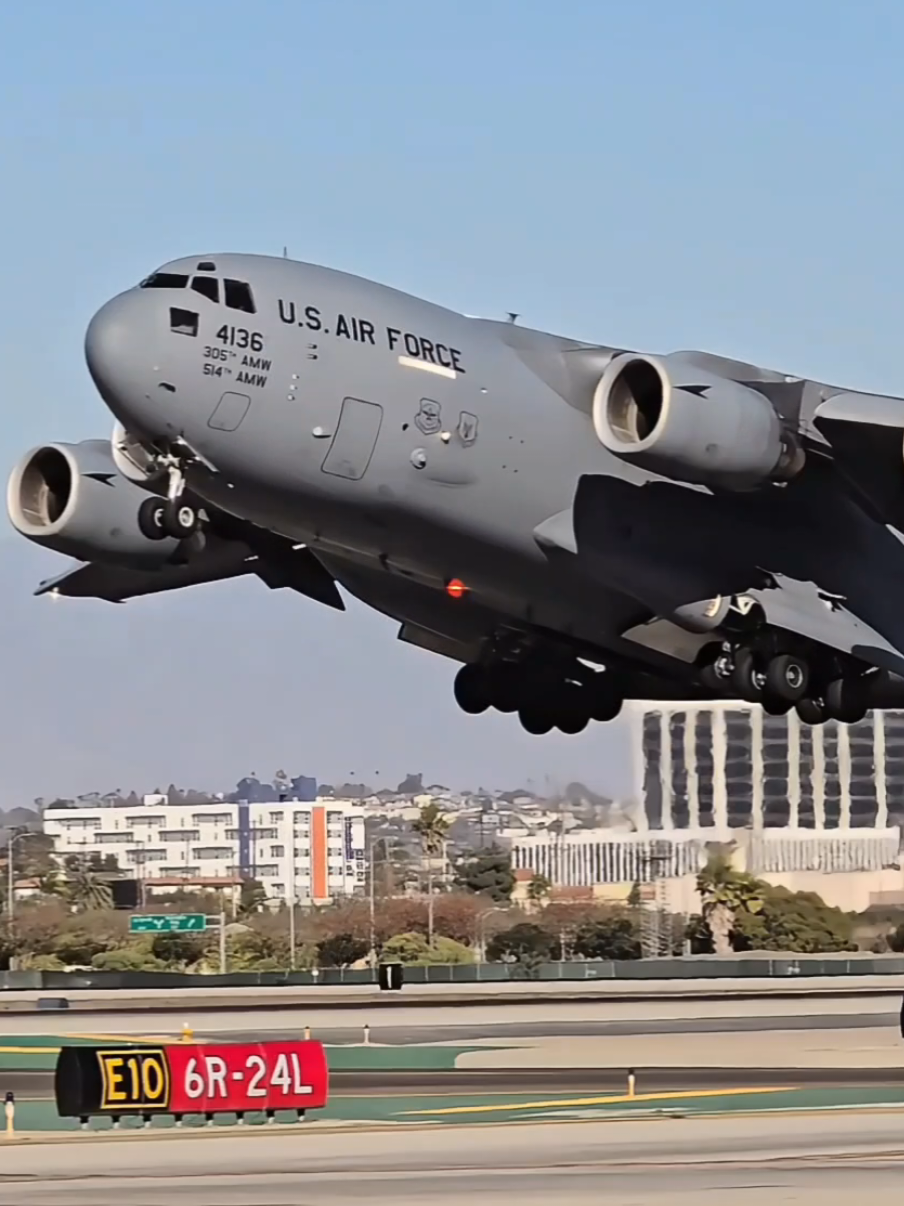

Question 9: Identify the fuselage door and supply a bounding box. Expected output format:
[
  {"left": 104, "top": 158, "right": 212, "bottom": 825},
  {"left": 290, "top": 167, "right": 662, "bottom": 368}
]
[{"left": 320, "top": 397, "right": 383, "bottom": 481}]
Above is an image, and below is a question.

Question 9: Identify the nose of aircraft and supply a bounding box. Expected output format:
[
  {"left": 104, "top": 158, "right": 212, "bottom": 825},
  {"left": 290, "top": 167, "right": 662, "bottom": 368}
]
[{"left": 85, "top": 291, "right": 161, "bottom": 435}]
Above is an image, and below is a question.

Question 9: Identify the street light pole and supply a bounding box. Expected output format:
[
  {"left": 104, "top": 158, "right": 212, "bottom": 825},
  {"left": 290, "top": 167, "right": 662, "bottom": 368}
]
[
  {"left": 368, "top": 837, "right": 385, "bottom": 971},
  {"left": 6, "top": 831, "right": 28, "bottom": 928},
  {"left": 477, "top": 905, "right": 508, "bottom": 964},
  {"left": 288, "top": 847, "right": 296, "bottom": 971}
]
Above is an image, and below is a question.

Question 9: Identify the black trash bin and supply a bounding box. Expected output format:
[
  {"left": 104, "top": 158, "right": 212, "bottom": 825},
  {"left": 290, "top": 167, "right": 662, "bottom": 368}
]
[{"left": 378, "top": 962, "right": 403, "bottom": 991}]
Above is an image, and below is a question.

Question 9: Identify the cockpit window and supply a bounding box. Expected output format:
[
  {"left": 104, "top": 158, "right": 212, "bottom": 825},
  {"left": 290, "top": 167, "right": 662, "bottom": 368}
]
[
  {"left": 191, "top": 276, "right": 219, "bottom": 303},
  {"left": 224, "top": 279, "right": 256, "bottom": 314},
  {"left": 141, "top": 272, "right": 189, "bottom": 289}
]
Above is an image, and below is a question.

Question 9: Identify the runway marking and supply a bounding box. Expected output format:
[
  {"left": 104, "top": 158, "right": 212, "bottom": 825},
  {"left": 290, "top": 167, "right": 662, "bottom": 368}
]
[{"left": 399, "top": 1086, "right": 798, "bottom": 1116}]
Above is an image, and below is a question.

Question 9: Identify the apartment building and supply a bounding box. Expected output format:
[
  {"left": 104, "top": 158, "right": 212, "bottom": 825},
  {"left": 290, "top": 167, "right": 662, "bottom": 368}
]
[{"left": 43, "top": 796, "right": 366, "bottom": 904}]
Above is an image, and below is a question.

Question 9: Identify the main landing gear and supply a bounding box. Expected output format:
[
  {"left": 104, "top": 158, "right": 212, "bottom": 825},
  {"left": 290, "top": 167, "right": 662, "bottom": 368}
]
[
  {"left": 695, "top": 640, "right": 870, "bottom": 725},
  {"left": 136, "top": 457, "right": 202, "bottom": 542},
  {"left": 453, "top": 660, "right": 623, "bottom": 736}
]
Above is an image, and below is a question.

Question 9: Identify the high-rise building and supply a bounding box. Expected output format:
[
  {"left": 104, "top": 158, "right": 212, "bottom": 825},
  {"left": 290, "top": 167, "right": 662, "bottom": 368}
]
[
  {"left": 43, "top": 797, "right": 366, "bottom": 904},
  {"left": 629, "top": 701, "right": 904, "bottom": 832}
]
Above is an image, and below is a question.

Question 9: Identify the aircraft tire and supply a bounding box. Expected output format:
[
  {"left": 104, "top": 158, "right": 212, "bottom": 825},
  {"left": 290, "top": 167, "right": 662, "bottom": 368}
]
[
  {"left": 761, "top": 692, "right": 792, "bottom": 716},
  {"left": 137, "top": 497, "right": 168, "bottom": 541},
  {"left": 796, "top": 696, "right": 828, "bottom": 725},
  {"left": 162, "top": 500, "right": 200, "bottom": 539},
  {"left": 587, "top": 677, "right": 622, "bottom": 722},
  {"left": 488, "top": 664, "right": 521, "bottom": 713},
  {"left": 519, "top": 705, "right": 555, "bottom": 735},
  {"left": 764, "top": 653, "right": 809, "bottom": 703},
  {"left": 453, "top": 664, "right": 490, "bottom": 714},
  {"left": 554, "top": 683, "right": 590, "bottom": 734},
  {"left": 730, "top": 647, "right": 764, "bottom": 703},
  {"left": 824, "top": 677, "right": 868, "bottom": 725}
]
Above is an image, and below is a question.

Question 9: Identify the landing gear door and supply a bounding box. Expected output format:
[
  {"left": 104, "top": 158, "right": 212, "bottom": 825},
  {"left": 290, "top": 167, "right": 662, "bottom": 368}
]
[{"left": 320, "top": 397, "right": 383, "bottom": 481}]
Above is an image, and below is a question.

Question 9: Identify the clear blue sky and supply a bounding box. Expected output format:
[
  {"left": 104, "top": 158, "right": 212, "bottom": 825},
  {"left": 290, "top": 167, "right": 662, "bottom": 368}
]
[{"left": 2, "top": 0, "right": 904, "bottom": 804}]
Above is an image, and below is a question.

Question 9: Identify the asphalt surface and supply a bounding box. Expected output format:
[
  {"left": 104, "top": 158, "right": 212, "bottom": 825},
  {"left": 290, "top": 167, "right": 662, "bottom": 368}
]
[
  {"left": 203, "top": 1011, "right": 902, "bottom": 1042},
  {"left": 3, "top": 1111, "right": 904, "bottom": 1204},
  {"left": 8, "top": 1065, "right": 904, "bottom": 1100}
]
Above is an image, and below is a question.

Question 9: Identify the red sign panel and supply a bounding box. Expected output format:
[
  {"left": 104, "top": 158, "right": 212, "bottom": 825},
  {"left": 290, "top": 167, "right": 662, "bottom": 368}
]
[{"left": 165, "top": 1040, "right": 328, "bottom": 1115}]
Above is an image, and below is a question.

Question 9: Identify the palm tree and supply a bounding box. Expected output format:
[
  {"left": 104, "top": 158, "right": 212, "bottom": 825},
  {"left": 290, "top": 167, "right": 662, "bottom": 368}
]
[
  {"left": 411, "top": 803, "right": 450, "bottom": 943},
  {"left": 64, "top": 867, "right": 113, "bottom": 912},
  {"left": 527, "top": 873, "right": 551, "bottom": 906},
  {"left": 696, "top": 846, "right": 762, "bottom": 956}
]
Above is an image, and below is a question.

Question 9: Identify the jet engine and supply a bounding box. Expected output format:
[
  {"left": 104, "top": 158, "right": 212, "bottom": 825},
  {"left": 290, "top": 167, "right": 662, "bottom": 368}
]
[
  {"left": 592, "top": 353, "right": 803, "bottom": 490},
  {"left": 7, "top": 440, "right": 182, "bottom": 565}
]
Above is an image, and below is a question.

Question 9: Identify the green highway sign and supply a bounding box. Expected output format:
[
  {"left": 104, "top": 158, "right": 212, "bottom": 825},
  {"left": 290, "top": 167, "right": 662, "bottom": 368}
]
[{"left": 129, "top": 914, "right": 208, "bottom": 934}]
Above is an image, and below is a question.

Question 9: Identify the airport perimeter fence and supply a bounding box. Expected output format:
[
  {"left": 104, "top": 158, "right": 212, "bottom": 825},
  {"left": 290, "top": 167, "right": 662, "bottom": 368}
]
[{"left": 3, "top": 954, "right": 904, "bottom": 990}]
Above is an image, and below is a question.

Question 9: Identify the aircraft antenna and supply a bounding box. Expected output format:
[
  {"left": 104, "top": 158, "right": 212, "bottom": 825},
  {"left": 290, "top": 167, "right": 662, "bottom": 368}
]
[
  {"left": 282, "top": 246, "right": 288, "bottom": 258},
  {"left": 507, "top": 312, "right": 519, "bottom": 324}
]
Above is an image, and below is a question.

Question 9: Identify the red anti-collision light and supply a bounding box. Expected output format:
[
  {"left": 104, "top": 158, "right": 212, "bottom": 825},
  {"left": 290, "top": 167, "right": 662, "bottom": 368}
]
[{"left": 445, "top": 578, "right": 468, "bottom": 599}]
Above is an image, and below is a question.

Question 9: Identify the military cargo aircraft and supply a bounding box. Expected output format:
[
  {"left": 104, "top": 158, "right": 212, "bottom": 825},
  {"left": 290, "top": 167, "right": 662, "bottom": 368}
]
[{"left": 10, "top": 253, "right": 904, "bottom": 735}]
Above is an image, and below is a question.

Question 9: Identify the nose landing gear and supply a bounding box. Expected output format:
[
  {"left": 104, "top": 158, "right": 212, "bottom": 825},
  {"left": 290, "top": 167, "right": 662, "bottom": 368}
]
[{"left": 135, "top": 455, "right": 201, "bottom": 541}]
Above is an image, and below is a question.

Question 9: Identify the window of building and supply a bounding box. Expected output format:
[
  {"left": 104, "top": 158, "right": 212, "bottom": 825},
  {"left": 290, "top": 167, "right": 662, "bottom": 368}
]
[
  {"left": 192, "top": 812, "right": 232, "bottom": 825},
  {"left": 192, "top": 847, "right": 232, "bottom": 860},
  {"left": 269, "top": 812, "right": 284, "bottom": 824},
  {"left": 158, "top": 830, "right": 201, "bottom": 842},
  {"left": 270, "top": 845, "right": 285, "bottom": 858}
]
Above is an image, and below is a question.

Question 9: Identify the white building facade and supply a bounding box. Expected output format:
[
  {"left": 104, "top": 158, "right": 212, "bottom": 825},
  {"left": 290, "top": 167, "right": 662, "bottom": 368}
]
[
  {"left": 628, "top": 700, "right": 904, "bottom": 832},
  {"left": 43, "top": 797, "right": 366, "bottom": 904}
]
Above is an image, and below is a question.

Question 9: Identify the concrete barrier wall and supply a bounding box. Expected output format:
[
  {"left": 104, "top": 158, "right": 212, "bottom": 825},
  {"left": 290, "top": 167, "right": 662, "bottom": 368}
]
[{"left": 3, "top": 955, "right": 904, "bottom": 991}]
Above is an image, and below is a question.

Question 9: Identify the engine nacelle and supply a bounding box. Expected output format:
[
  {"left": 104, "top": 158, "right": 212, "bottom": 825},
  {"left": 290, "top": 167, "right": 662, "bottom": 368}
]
[
  {"left": 592, "top": 353, "right": 803, "bottom": 490},
  {"left": 111, "top": 421, "right": 168, "bottom": 489},
  {"left": 7, "top": 440, "right": 181, "bottom": 565}
]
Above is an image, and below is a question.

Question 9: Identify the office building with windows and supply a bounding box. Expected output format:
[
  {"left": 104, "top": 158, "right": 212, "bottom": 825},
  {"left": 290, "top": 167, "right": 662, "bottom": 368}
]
[
  {"left": 628, "top": 701, "right": 904, "bottom": 833},
  {"left": 43, "top": 796, "right": 366, "bottom": 904}
]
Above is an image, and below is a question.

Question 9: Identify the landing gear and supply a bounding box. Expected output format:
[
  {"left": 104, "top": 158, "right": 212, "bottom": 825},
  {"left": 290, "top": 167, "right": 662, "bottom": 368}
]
[
  {"left": 137, "top": 497, "right": 200, "bottom": 540},
  {"left": 453, "top": 658, "right": 623, "bottom": 736},
  {"left": 137, "top": 497, "right": 168, "bottom": 541},
  {"left": 453, "top": 664, "right": 491, "bottom": 715},
  {"left": 696, "top": 636, "right": 871, "bottom": 727},
  {"left": 136, "top": 450, "right": 202, "bottom": 542}
]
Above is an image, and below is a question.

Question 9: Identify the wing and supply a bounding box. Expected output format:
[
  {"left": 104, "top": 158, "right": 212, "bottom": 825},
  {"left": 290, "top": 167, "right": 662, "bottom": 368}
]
[{"left": 37, "top": 522, "right": 345, "bottom": 611}]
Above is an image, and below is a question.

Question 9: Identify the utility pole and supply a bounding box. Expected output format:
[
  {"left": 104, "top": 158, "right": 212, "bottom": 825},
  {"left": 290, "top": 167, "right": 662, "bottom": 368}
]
[
  {"left": 368, "top": 837, "right": 384, "bottom": 971},
  {"left": 6, "top": 831, "right": 28, "bottom": 929},
  {"left": 288, "top": 847, "right": 296, "bottom": 970},
  {"left": 219, "top": 911, "right": 227, "bottom": 974}
]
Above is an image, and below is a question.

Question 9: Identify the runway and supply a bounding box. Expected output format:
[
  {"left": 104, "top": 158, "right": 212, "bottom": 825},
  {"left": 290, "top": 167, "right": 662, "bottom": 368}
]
[
  {"left": 2, "top": 1110, "right": 904, "bottom": 1204},
  {"left": 7, "top": 1065, "right": 904, "bottom": 1100},
  {"left": 2, "top": 992, "right": 898, "bottom": 1042}
]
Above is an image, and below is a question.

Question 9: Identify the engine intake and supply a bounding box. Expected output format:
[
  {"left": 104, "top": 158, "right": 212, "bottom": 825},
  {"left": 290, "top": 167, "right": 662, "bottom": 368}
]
[
  {"left": 7, "top": 440, "right": 180, "bottom": 565},
  {"left": 592, "top": 353, "right": 803, "bottom": 489}
]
